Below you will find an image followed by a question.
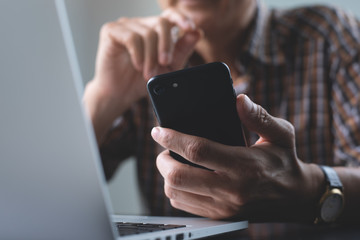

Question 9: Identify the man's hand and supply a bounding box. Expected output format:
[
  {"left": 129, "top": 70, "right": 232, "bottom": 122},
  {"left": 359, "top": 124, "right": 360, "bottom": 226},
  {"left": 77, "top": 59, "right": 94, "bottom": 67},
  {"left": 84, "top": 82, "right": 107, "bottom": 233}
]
[
  {"left": 152, "top": 94, "right": 324, "bottom": 222},
  {"left": 83, "top": 9, "right": 201, "bottom": 144}
]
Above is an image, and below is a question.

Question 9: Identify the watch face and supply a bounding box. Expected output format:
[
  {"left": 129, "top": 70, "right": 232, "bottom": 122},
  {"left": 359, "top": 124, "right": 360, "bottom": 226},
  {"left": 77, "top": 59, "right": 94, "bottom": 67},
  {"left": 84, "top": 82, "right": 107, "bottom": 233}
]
[{"left": 320, "top": 193, "right": 343, "bottom": 222}]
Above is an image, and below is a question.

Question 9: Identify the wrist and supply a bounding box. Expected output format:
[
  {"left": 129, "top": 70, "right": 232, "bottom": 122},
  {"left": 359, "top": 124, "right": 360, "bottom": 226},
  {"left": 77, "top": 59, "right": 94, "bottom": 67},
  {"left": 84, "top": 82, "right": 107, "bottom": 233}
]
[
  {"left": 244, "top": 162, "right": 326, "bottom": 223},
  {"left": 314, "top": 166, "right": 344, "bottom": 224},
  {"left": 296, "top": 163, "right": 326, "bottom": 222},
  {"left": 301, "top": 164, "right": 346, "bottom": 224}
]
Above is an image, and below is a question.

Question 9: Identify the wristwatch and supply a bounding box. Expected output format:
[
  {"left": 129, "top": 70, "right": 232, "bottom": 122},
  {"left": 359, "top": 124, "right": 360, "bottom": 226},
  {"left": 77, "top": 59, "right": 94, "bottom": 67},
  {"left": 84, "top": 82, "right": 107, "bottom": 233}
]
[{"left": 314, "top": 165, "right": 344, "bottom": 224}]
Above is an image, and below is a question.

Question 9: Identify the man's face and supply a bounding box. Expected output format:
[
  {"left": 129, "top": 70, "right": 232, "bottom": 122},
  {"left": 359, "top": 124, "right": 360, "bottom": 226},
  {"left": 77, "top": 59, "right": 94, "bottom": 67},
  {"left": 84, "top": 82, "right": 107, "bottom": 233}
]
[{"left": 157, "top": 0, "right": 254, "bottom": 34}]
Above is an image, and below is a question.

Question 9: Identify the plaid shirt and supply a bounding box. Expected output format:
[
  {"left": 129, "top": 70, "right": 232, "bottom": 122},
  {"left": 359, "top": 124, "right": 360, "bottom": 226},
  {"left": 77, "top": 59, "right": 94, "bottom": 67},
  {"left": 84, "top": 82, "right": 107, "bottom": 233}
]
[{"left": 100, "top": 1, "right": 360, "bottom": 237}]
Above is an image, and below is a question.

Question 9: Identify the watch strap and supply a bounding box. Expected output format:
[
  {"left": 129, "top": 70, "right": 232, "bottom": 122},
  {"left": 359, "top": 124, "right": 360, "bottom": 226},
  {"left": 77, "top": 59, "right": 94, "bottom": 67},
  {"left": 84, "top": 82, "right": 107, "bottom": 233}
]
[{"left": 319, "top": 165, "right": 343, "bottom": 190}]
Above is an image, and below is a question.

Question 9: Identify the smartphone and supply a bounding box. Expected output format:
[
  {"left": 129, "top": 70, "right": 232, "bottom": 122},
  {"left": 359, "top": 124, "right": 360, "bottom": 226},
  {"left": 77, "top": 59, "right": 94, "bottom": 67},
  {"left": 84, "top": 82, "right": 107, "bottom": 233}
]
[{"left": 147, "top": 62, "right": 246, "bottom": 169}]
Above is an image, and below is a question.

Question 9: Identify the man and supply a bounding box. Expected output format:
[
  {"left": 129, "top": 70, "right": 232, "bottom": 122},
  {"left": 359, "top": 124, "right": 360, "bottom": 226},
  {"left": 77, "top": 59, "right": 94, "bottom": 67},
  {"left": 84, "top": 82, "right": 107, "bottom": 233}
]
[{"left": 83, "top": 0, "right": 360, "bottom": 237}]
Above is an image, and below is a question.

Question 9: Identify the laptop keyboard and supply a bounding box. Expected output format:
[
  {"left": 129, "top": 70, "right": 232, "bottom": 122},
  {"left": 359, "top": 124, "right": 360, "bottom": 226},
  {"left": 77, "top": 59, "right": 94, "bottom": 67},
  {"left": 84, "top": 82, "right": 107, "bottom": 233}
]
[{"left": 115, "top": 222, "right": 186, "bottom": 236}]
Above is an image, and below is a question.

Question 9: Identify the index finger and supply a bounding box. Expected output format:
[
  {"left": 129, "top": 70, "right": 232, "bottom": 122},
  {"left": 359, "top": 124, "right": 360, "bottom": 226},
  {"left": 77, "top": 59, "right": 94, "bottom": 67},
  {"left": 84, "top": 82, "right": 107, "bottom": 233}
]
[
  {"left": 151, "top": 127, "right": 241, "bottom": 171},
  {"left": 161, "top": 8, "right": 196, "bottom": 31},
  {"left": 156, "top": 149, "right": 217, "bottom": 195}
]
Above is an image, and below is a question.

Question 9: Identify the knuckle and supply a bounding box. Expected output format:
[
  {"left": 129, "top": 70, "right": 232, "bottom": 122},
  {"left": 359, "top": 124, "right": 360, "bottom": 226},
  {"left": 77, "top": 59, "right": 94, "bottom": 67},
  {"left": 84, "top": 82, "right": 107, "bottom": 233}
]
[
  {"left": 166, "top": 168, "right": 183, "bottom": 187},
  {"left": 100, "top": 22, "right": 114, "bottom": 36},
  {"left": 170, "top": 199, "right": 181, "bottom": 210},
  {"left": 154, "top": 17, "right": 171, "bottom": 37},
  {"left": 144, "top": 28, "right": 157, "bottom": 40},
  {"left": 285, "top": 120, "right": 295, "bottom": 136},
  {"left": 155, "top": 154, "right": 164, "bottom": 172},
  {"left": 285, "top": 120, "right": 296, "bottom": 143},
  {"left": 257, "top": 105, "right": 271, "bottom": 126},
  {"left": 117, "top": 17, "right": 129, "bottom": 23},
  {"left": 276, "top": 118, "right": 296, "bottom": 143},
  {"left": 157, "top": 16, "right": 172, "bottom": 29},
  {"left": 164, "top": 185, "right": 176, "bottom": 199},
  {"left": 184, "top": 138, "right": 207, "bottom": 164},
  {"left": 124, "top": 32, "right": 141, "bottom": 46}
]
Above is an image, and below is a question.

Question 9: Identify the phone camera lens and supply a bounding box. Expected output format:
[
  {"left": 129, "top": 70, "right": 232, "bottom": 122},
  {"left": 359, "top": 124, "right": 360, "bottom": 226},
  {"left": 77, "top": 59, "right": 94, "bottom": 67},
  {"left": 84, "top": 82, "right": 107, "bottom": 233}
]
[{"left": 153, "top": 85, "right": 166, "bottom": 95}]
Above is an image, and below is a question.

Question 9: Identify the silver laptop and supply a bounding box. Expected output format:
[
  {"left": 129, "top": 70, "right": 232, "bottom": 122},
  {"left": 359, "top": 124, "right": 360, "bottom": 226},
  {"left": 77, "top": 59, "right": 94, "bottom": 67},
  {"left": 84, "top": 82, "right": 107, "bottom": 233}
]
[{"left": 0, "top": 0, "right": 248, "bottom": 239}]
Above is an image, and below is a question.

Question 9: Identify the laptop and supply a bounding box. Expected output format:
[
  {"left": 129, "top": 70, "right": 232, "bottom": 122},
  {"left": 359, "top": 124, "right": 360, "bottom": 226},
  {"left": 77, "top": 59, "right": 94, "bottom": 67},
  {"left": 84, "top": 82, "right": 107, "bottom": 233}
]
[{"left": 0, "top": 0, "right": 248, "bottom": 239}]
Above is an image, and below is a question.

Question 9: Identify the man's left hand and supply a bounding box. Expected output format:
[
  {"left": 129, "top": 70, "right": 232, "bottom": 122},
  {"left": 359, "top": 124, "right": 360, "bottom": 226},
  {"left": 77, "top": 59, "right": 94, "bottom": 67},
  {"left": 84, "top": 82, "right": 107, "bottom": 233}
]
[{"left": 151, "top": 94, "right": 323, "bottom": 221}]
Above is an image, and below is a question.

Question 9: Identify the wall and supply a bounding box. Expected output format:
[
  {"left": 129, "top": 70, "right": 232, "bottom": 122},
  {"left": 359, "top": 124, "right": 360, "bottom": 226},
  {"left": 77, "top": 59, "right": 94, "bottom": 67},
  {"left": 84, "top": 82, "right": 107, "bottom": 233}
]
[
  {"left": 64, "top": 0, "right": 360, "bottom": 215},
  {"left": 64, "top": 0, "right": 161, "bottom": 215},
  {"left": 65, "top": 0, "right": 160, "bottom": 84}
]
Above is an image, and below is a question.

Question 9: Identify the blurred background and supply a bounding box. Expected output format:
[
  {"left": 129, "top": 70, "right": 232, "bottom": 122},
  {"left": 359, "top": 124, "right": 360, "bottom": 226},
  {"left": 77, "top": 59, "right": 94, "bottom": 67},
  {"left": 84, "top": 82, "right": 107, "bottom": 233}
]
[{"left": 64, "top": 0, "right": 360, "bottom": 215}]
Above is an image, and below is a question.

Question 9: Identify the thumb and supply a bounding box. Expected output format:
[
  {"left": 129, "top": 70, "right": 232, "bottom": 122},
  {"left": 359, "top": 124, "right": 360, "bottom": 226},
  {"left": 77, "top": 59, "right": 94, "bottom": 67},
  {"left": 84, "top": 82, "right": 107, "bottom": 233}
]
[
  {"left": 236, "top": 94, "right": 295, "bottom": 148},
  {"left": 171, "top": 29, "right": 202, "bottom": 69}
]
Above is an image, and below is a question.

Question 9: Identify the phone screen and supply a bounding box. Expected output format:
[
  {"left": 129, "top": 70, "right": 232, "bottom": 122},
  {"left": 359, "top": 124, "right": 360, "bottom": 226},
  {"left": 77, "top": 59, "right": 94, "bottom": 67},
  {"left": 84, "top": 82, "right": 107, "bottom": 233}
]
[{"left": 147, "top": 62, "right": 246, "bottom": 168}]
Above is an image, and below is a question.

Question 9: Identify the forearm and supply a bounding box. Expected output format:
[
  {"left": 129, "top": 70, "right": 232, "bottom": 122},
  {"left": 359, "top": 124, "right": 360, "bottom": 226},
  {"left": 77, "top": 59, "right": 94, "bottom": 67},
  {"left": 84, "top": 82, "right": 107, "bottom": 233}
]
[
  {"left": 287, "top": 164, "right": 360, "bottom": 224},
  {"left": 246, "top": 164, "right": 360, "bottom": 224},
  {"left": 298, "top": 164, "right": 360, "bottom": 224},
  {"left": 83, "top": 81, "right": 128, "bottom": 145}
]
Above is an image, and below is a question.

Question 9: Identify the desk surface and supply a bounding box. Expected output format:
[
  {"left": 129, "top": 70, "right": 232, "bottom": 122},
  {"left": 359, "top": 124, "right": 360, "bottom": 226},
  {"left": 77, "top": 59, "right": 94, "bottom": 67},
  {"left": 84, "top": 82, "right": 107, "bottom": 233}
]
[{"left": 205, "top": 223, "right": 360, "bottom": 240}]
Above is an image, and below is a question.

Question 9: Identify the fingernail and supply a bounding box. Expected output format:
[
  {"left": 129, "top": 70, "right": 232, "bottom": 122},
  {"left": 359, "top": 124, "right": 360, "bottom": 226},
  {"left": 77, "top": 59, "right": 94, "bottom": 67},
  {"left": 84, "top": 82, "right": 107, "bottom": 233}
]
[
  {"left": 171, "top": 25, "right": 181, "bottom": 43},
  {"left": 151, "top": 127, "right": 160, "bottom": 140}
]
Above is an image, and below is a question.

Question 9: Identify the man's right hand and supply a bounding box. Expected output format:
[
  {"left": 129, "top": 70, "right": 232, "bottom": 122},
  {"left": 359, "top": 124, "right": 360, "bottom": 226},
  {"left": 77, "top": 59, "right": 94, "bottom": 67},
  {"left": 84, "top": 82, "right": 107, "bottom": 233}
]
[{"left": 83, "top": 9, "right": 202, "bottom": 144}]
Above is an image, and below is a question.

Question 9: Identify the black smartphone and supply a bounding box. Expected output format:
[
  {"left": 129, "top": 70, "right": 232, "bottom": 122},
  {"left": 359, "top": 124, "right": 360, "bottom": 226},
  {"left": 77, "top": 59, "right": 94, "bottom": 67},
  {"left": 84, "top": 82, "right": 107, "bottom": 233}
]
[{"left": 147, "top": 62, "right": 246, "bottom": 169}]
